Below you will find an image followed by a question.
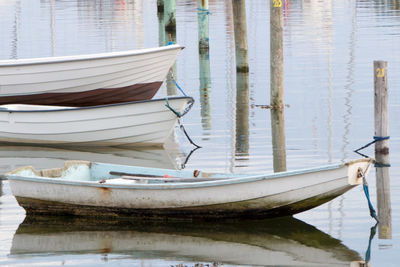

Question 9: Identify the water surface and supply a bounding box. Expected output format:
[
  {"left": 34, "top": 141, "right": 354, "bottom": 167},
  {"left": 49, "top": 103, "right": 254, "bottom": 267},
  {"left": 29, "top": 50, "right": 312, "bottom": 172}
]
[{"left": 1, "top": 0, "right": 400, "bottom": 266}]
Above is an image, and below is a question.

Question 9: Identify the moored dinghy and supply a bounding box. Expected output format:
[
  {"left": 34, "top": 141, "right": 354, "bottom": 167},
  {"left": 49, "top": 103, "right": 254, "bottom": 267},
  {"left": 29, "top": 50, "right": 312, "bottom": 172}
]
[
  {"left": 0, "top": 96, "right": 193, "bottom": 147},
  {"left": 0, "top": 45, "right": 183, "bottom": 106},
  {"left": 6, "top": 158, "right": 374, "bottom": 219}
]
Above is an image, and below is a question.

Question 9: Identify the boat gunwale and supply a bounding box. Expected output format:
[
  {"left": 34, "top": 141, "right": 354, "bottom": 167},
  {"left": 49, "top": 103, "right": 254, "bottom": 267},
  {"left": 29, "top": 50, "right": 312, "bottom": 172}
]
[
  {"left": 0, "top": 96, "right": 194, "bottom": 113},
  {"left": 6, "top": 159, "right": 372, "bottom": 190},
  {"left": 0, "top": 45, "right": 184, "bottom": 67}
]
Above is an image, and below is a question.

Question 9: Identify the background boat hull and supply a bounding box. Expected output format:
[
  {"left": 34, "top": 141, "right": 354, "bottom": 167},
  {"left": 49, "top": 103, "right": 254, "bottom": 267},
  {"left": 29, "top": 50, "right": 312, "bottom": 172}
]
[{"left": 0, "top": 45, "right": 183, "bottom": 106}]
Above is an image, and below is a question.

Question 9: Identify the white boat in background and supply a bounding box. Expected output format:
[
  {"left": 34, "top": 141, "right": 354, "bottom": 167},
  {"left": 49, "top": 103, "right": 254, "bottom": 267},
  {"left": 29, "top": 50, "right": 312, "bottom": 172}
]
[
  {"left": 0, "top": 45, "right": 183, "bottom": 106},
  {"left": 0, "top": 96, "right": 193, "bottom": 147},
  {"left": 6, "top": 158, "right": 373, "bottom": 219}
]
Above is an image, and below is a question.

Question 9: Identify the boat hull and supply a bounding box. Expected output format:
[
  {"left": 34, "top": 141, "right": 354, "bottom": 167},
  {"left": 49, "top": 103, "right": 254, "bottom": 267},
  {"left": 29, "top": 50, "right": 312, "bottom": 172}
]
[
  {"left": 0, "top": 97, "right": 193, "bottom": 147},
  {"left": 0, "top": 45, "right": 182, "bottom": 106},
  {"left": 0, "top": 82, "right": 162, "bottom": 107},
  {"left": 7, "top": 159, "right": 373, "bottom": 219},
  {"left": 14, "top": 183, "right": 353, "bottom": 219}
]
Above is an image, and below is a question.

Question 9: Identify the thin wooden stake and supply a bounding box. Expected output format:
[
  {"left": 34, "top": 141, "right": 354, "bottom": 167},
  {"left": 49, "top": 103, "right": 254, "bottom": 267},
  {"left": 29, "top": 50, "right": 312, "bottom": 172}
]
[
  {"left": 374, "top": 60, "right": 391, "bottom": 239},
  {"left": 270, "top": 0, "right": 284, "bottom": 110},
  {"left": 270, "top": 0, "right": 286, "bottom": 172},
  {"left": 232, "top": 0, "right": 249, "bottom": 73}
]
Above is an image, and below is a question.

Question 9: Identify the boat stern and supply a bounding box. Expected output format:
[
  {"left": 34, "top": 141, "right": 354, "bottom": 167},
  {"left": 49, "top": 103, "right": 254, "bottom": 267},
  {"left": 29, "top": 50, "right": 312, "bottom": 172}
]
[{"left": 346, "top": 158, "right": 374, "bottom": 185}]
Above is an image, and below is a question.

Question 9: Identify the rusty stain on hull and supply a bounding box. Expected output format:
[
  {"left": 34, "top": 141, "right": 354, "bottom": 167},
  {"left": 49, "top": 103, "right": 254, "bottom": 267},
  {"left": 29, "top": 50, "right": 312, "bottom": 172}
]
[
  {"left": 0, "top": 82, "right": 162, "bottom": 107},
  {"left": 97, "top": 187, "right": 111, "bottom": 202}
]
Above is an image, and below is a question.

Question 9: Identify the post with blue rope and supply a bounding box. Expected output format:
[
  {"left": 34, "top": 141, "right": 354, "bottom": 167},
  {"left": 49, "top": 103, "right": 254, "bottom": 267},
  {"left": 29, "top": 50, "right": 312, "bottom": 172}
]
[{"left": 374, "top": 60, "right": 392, "bottom": 239}]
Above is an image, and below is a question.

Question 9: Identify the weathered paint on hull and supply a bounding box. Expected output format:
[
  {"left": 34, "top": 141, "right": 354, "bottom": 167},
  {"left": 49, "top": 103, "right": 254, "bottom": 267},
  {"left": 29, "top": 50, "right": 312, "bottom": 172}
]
[
  {"left": 0, "top": 82, "right": 162, "bottom": 107},
  {"left": 14, "top": 184, "right": 354, "bottom": 220}
]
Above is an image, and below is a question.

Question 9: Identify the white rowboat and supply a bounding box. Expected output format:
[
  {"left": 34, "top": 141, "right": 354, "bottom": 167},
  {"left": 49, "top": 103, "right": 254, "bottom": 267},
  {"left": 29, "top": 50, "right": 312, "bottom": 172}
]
[
  {"left": 0, "top": 45, "right": 183, "bottom": 106},
  {"left": 6, "top": 158, "right": 373, "bottom": 219},
  {"left": 0, "top": 96, "right": 193, "bottom": 147}
]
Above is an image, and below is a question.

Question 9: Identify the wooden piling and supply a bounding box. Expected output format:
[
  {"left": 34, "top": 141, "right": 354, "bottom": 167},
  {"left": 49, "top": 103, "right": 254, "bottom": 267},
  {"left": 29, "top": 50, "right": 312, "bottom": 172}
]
[
  {"left": 271, "top": 109, "right": 286, "bottom": 172},
  {"left": 374, "top": 60, "right": 391, "bottom": 239},
  {"left": 162, "top": 0, "right": 177, "bottom": 95},
  {"left": 157, "top": 0, "right": 164, "bottom": 14},
  {"left": 270, "top": 0, "right": 286, "bottom": 172},
  {"left": 157, "top": 2, "right": 165, "bottom": 47},
  {"left": 374, "top": 60, "right": 389, "bottom": 165},
  {"left": 270, "top": 0, "right": 284, "bottom": 109},
  {"left": 197, "top": 0, "right": 209, "bottom": 51},
  {"left": 164, "top": 0, "right": 176, "bottom": 35},
  {"left": 232, "top": 0, "right": 249, "bottom": 73}
]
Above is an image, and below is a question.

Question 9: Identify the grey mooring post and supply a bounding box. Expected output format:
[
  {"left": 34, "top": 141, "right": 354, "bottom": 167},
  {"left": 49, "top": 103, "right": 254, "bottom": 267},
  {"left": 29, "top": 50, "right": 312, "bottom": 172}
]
[
  {"left": 374, "top": 61, "right": 389, "bottom": 165},
  {"left": 374, "top": 60, "right": 391, "bottom": 239},
  {"left": 163, "top": 0, "right": 177, "bottom": 96},
  {"left": 270, "top": 0, "right": 286, "bottom": 172},
  {"left": 157, "top": 1, "right": 165, "bottom": 47},
  {"left": 197, "top": 0, "right": 209, "bottom": 52},
  {"left": 232, "top": 0, "right": 249, "bottom": 73},
  {"left": 164, "top": 0, "right": 176, "bottom": 39}
]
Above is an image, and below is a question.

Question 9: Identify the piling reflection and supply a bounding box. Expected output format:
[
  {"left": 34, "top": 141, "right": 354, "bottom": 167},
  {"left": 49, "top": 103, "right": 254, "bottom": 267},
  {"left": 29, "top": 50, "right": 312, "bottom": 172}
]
[
  {"left": 10, "top": 215, "right": 362, "bottom": 266},
  {"left": 199, "top": 51, "right": 212, "bottom": 131},
  {"left": 232, "top": 0, "right": 249, "bottom": 163},
  {"left": 198, "top": 0, "right": 212, "bottom": 132},
  {"left": 235, "top": 72, "right": 249, "bottom": 157}
]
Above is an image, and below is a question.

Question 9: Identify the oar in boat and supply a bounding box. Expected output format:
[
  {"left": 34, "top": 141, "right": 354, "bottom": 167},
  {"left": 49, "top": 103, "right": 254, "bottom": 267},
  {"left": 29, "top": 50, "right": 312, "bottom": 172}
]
[{"left": 108, "top": 171, "right": 231, "bottom": 183}]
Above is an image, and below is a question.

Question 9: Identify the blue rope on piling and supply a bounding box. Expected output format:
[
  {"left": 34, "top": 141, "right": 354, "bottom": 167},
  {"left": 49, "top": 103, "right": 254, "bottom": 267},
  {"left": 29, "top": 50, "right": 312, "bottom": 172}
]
[
  {"left": 354, "top": 136, "right": 390, "bottom": 159},
  {"left": 197, "top": 8, "right": 211, "bottom": 15}
]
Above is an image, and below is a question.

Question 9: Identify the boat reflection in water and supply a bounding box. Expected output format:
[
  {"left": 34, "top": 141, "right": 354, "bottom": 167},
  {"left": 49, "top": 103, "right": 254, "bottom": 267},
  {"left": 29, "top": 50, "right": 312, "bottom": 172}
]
[
  {"left": 10, "top": 215, "right": 363, "bottom": 266},
  {"left": 0, "top": 140, "right": 188, "bottom": 174}
]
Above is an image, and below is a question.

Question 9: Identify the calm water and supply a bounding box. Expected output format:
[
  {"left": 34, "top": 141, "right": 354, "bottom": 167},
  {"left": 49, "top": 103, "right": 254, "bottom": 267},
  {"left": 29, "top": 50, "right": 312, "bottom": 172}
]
[{"left": 1, "top": 0, "right": 400, "bottom": 266}]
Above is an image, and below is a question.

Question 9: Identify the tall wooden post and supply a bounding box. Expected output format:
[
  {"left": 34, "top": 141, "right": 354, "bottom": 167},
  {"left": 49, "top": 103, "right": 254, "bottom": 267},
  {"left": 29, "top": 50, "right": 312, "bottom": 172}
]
[
  {"left": 163, "top": 0, "right": 177, "bottom": 95},
  {"left": 157, "top": 0, "right": 165, "bottom": 46},
  {"left": 270, "top": 0, "right": 284, "bottom": 109},
  {"left": 232, "top": 0, "right": 248, "bottom": 73},
  {"left": 374, "top": 61, "right": 389, "bottom": 165},
  {"left": 270, "top": 0, "right": 286, "bottom": 172},
  {"left": 374, "top": 60, "right": 391, "bottom": 239},
  {"left": 164, "top": 0, "right": 176, "bottom": 41},
  {"left": 197, "top": 0, "right": 209, "bottom": 52},
  {"left": 157, "top": 0, "right": 164, "bottom": 13}
]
